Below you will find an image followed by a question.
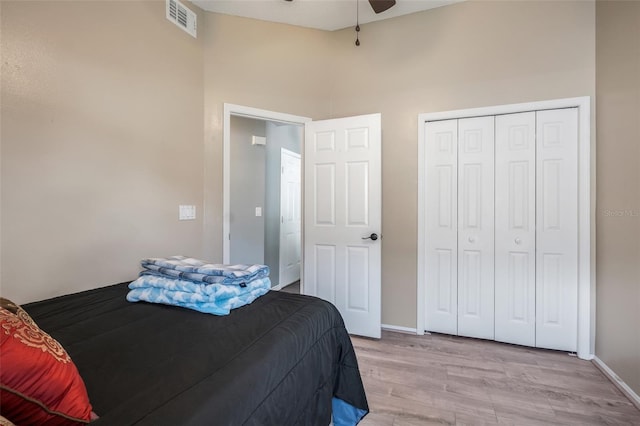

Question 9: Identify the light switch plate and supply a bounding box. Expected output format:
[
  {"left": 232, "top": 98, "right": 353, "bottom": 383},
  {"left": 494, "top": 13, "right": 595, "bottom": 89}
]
[
  {"left": 179, "top": 205, "right": 196, "bottom": 220},
  {"left": 251, "top": 136, "right": 266, "bottom": 146}
]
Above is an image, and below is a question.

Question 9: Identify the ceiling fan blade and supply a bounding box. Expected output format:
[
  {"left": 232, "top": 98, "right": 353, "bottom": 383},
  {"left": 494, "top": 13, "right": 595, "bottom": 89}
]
[{"left": 368, "top": 0, "right": 396, "bottom": 14}]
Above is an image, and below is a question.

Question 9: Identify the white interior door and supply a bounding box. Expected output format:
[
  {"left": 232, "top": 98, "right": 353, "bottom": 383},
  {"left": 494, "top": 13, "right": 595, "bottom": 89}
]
[
  {"left": 279, "top": 148, "right": 301, "bottom": 287},
  {"left": 495, "top": 112, "right": 536, "bottom": 346},
  {"left": 536, "top": 108, "right": 578, "bottom": 352},
  {"left": 457, "top": 116, "right": 495, "bottom": 339},
  {"left": 424, "top": 119, "right": 458, "bottom": 335},
  {"left": 304, "top": 113, "right": 381, "bottom": 338}
]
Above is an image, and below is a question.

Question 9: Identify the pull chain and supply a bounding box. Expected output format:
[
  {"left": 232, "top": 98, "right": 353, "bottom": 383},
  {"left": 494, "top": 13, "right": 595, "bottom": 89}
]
[{"left": 355, "top": 0, "right": 360, "bottom": 46}]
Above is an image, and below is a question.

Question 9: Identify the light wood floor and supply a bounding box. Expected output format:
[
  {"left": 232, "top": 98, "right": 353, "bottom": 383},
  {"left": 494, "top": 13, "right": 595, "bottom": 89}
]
[{"left": 352, "top": 331, "right": 640, "bottom": 425}]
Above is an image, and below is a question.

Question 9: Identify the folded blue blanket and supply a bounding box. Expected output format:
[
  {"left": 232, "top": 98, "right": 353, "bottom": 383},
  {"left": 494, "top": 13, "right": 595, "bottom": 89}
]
[
  {"left": 141, "top": 256, "right": 269, "bottom": 287},
  {"left": 140, "top": 268, "right": 240, "bottom": 286},
  {"left": 126, "top": 275, "right": 271, "bottom": 315}
]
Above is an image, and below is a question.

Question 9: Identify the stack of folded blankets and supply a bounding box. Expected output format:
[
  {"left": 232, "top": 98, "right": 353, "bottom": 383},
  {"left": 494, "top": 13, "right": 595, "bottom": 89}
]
[{"left": 126, "top": 256, "right": 271, "bottom": 315}]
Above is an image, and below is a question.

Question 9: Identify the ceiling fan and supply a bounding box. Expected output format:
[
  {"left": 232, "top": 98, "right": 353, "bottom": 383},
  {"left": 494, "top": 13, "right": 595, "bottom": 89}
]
[
  {"left": 284, "top": 0, "right": 396, "bottom": 46},
  {"left": 284, "top": 0, "right": 397, "bottom": 15},
  {"left": 366, "top": 0, "right": 397, "bottom": 14}
]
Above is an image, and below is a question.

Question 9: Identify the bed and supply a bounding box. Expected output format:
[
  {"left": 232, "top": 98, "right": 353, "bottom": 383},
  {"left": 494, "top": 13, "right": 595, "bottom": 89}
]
[{"left": 16, "top": 282, "right": 369, "bottom": 425}]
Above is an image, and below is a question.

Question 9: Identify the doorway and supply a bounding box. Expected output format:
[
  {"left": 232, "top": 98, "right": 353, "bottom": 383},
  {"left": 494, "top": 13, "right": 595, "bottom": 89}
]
[
  {"left": 223, "top": 105, "right": 383, "bottom": 338},
  {"left": 223, "top": 104, "right": 310, "bottom": 291}
]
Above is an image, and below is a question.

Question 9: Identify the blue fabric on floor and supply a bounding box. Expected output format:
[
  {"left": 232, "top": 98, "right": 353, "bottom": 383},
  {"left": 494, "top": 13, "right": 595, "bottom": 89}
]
[{"left": 332, "top": 397, "right": 368, "bottom": 426}]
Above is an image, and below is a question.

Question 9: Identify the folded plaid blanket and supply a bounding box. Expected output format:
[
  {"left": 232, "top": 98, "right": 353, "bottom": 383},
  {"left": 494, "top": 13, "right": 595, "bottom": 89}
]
[
  {"left": 126, "top": 275, "right": 271, "bottom": 315},
  {"left": 141, "top": 256, "right": 269, "bottom": 287},
  {"left": 140, "top": 268, "right": 244, "bottom": 286}
]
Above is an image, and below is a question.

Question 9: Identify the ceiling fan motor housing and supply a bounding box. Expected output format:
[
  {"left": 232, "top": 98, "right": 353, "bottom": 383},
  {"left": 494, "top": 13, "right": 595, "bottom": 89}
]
[
  {"left": 369, "top": 0, "right": 396, "bottom": 14},
  {"left": 283, "top": 0, "right": 396, "bottom": 15}
]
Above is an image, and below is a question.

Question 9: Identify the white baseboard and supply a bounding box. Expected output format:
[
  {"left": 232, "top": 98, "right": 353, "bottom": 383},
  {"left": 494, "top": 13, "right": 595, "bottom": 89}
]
[
  {"left": 593, "top": 356, "right": 640, "bottom": 410},
  {"left": 381, "top": 324, "right": 418, "bottom": 334},
  {"left": 270, "top": 284, "right": 282, "bottom": 291}
]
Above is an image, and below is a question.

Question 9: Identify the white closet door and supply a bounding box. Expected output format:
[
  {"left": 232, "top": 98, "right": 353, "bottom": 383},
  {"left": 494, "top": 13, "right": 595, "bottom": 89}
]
[
  {"left": 457, "top": 116, "right": 495, "bottom": 339},
  {"left": 424, "top": 119, "right": 458, "bottom": 335},
  {"left": 536, "top": 108, "right": 579, "bottom": 352},
  {"left": 495, "top": 112, "right": 536, "bottom": 346}
]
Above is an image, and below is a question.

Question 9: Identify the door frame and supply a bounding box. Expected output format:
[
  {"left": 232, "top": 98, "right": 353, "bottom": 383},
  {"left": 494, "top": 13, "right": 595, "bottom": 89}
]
[
  {"left": 222, "top": 104, "right": 310, "bottom": 289},
  {"left": 279, "top": 147, "right": 302, "bottom": 288},
  {"left": 416, "top": 96, "right": 594, "bottom": 360}
]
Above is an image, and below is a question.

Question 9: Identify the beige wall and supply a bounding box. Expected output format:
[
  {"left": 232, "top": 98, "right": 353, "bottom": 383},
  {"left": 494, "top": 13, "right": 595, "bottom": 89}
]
[
  {"left": 2, "top": 0, "right": 597, "bottom": 318},
  {"left": 329, "top": 0, "right": 596, "bottom": 327},
  {"left": 199, "top": 1, "right": 596, "bottom": 328},
  {"left": 201, "top": 13, "right": 334, "bottom": 261},
  {"left": 0, "top": 1, "right": 205, "bottom": 303},
  {"left": 5, "top": 0, "right": 638, "bottom": 397},
  {"left": 595, "top": 0, "right": 640, "bottom": 395}
]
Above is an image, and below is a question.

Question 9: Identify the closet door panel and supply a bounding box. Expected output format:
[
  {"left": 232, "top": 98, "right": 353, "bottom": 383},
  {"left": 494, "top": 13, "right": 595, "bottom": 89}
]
[
  {"left": 424, "top": 120, "right": 458, "bottom": 335},
  {"left": 536, "top": 108, "right": 578, "bottom": 352},
  {"left": 457, "top": 116, "right": 494, "bottom": 339},
  {"left": 495, "top": 112, "right": 536, "bottom": 347}
]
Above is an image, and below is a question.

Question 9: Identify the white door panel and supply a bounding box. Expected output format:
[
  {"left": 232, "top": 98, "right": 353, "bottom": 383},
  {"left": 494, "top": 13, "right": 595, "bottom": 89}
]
[
  {"left": 279, "top": 149, "right": 301, "bottom": 287},
  {"left": 304, "top": 113, "right": 381, "bottom": 338},
  {"left": 424, "top": 119, "right": 458, "bottom": 335},
  {"left": 457, "top": 116, "right": 495, "bottom": 339},
  {"left": 314, "top": 244, "right": 336, "bottom": 302},
  {"left": 313, "top": 164, "right": 336, "bottom": 226},
  {"left": 495, "top": 112, "right": 536, "bottom": 346},
  {"left": 536, "top": 108, "right": 578, "bottom": 352},
  {"left": 346, "top": 245, "right": 370, "bottom": 311}
]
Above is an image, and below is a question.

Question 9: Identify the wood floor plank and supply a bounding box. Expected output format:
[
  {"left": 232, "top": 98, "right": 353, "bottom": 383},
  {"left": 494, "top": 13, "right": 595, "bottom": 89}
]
[
  {"left": 354, "top": 331, "right": 640, "bottom": 425},
  {"left": 359, "top": 412, "right": 395, "bottom": 426},
  {"left": 366, "top": 391, "right": 457, "bottom": 425},
  {"left": 454, "top": 412, "right": 499, "bottom": 426}
]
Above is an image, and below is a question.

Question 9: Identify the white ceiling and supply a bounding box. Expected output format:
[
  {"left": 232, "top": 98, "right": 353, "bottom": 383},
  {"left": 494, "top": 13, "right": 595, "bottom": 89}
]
[{"left": 192, "top": 0, "right": 464, "bottom": 31}]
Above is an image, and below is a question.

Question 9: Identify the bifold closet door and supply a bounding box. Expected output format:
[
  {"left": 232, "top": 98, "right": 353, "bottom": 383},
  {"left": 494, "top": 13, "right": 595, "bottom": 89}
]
[
  {"left": 424, "top": 108, "right": 580, "bottom": 351},
  {"left": 424, "top": 119, "right": 458, "bottom": 335},
  {"left": 536, "top": 108, "right": 578, "bottom": 352},
  {"left": 457, "top": 117, "right": 495, "bottom": 339},
  {"left": 425, "top": 117, "right": 495, "bottom": 338},
  {"left": 494, "top": 112, "right": 536, "bottom": 347}
]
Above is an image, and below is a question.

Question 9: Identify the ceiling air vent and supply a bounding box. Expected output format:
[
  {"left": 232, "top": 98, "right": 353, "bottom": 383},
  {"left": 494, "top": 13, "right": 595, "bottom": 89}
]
[{"left": 166, "top": 0, "right": 197, "bottom": 38}]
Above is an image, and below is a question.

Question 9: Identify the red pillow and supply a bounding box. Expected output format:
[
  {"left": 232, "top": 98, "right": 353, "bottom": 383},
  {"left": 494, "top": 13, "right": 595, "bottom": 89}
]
[{"left": 0, "top": 299, "right": 93, "bottom": 425}]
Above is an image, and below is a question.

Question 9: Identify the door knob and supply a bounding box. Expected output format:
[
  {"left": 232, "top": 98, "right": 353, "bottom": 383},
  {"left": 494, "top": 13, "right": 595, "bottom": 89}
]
[
  {"left": 362, "top": 233, "right": 379, "bottom": 241},
  {"left": 515, "top": 237, "right": 522, "bottom": 245},
  {"left": 468, "top": 236, "right": 476, "bottom": 243}
]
